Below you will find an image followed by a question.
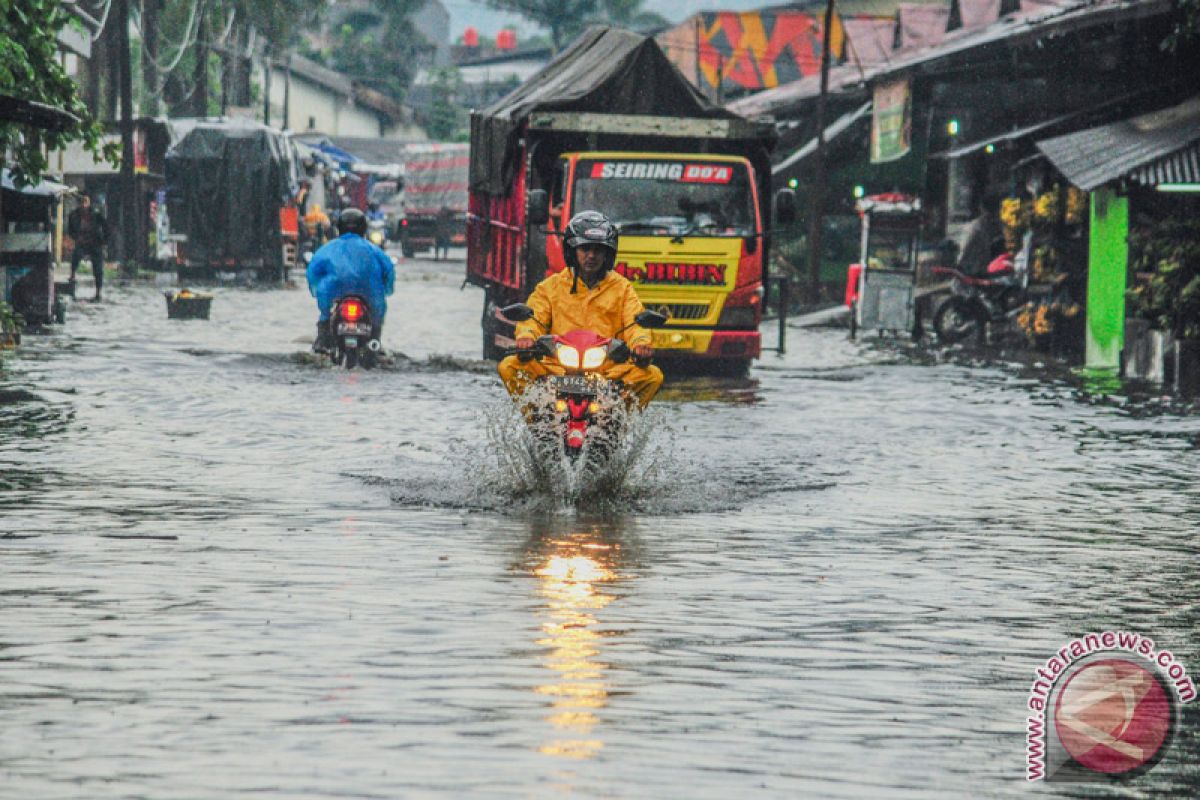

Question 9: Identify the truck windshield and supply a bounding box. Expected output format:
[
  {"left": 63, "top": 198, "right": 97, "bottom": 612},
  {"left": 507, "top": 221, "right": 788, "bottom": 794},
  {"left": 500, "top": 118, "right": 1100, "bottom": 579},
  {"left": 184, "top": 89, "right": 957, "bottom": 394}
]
[{"left": 572, "top": 159, "right": 755, "bottom": 237}]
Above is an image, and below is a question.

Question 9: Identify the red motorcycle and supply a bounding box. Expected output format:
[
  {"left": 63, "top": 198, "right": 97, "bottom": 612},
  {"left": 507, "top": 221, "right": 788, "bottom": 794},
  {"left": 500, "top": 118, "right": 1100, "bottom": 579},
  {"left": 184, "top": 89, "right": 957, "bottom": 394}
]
[{"left": 502, "top": 303, "right": 666, "bottom": 459}]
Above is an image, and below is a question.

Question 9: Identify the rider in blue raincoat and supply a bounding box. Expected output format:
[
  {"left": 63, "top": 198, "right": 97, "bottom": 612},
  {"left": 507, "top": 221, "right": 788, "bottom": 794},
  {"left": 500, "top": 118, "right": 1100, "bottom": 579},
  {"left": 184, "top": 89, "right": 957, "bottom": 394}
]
[{"left": 306, "top": 208, "right": 395, "bottom": 351}]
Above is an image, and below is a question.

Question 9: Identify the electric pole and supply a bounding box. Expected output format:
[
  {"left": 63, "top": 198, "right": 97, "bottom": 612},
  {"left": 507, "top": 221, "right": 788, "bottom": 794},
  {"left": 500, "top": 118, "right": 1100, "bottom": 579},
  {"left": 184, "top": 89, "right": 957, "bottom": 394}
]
[{"left": 806, "top": 0, "right": 836, "bottom": 304}]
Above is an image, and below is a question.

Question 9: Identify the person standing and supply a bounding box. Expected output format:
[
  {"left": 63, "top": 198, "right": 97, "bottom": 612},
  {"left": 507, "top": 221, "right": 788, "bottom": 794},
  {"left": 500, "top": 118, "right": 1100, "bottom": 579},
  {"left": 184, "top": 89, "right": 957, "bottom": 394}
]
[
  {"left": 67, "top": 195, "right": 108, "bottom": 301},
  {"left": 434, "top": 206, "right": 454, "bottom": 261}
]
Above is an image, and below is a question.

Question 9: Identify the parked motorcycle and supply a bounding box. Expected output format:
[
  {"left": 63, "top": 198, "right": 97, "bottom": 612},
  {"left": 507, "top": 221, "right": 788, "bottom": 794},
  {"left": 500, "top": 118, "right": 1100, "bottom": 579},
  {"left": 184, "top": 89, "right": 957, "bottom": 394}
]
[
  {"left": 931, "top": 254, "right": 1026, "bottom": 344},
  {"left": 502, "top": 303, "right": 666, "bottom": 459},
  {"left": 328, "top": 295, "right": 381, "bottom": 369}
]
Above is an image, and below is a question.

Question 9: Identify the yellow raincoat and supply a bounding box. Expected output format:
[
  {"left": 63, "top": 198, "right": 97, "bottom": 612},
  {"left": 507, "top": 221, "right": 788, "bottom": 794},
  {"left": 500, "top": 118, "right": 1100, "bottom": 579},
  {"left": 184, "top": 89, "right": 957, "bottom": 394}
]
[{"left": 497, "top": 269, "right": 664, "bottom": 407}]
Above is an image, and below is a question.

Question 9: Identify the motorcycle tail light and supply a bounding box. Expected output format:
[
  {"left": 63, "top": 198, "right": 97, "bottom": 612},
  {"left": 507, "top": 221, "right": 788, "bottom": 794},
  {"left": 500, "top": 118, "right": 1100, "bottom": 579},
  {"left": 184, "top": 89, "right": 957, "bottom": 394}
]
[
  {"left": 556, "top": 344, "right": 580, "bottom": 368},
  {"left": 581, "top": 346, "right": 606, "bottom": 369},
  {"left": 342, "top": 301, "right": 364, "bottom": 321}
]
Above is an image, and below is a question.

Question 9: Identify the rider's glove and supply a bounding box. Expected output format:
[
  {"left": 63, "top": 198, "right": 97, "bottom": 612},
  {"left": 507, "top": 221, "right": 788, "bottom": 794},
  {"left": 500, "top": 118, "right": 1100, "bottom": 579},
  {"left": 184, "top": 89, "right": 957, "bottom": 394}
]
[{"left": 632, "top": 344, "right": 653, "bottom": 367}]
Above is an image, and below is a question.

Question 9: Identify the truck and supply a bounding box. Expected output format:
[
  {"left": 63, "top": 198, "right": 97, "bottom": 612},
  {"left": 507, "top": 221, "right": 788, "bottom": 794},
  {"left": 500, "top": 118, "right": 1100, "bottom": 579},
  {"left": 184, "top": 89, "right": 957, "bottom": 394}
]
[
  {"left": 398, "top": 143, "right": 469, "bottom": 258},
  {"left": 165, "top": 119, "right": 302, "bottom": 282},
  {"left": 467, "top": 26, "right": 791, "bottom": 372}
]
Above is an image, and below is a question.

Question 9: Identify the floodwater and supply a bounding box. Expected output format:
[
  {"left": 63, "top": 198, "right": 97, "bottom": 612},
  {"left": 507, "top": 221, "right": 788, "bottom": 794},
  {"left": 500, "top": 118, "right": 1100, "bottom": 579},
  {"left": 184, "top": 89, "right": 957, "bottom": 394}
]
[{"left": 2, "top": 255, "right": 1198, "bottom": 798}]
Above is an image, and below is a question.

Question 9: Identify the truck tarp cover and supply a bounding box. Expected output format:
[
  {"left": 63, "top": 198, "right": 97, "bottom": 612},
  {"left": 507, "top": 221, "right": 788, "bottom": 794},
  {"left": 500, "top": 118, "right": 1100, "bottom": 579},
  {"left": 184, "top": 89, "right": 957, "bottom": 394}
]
[
  {"left": 471, "top": 26, "right": 747, "bottom": 196},
  {"left": 405, "top": 143, "right": 469, "bottom": 214},
  {"left": 165, "top": 121, "right": 299, "bottom": 262}
]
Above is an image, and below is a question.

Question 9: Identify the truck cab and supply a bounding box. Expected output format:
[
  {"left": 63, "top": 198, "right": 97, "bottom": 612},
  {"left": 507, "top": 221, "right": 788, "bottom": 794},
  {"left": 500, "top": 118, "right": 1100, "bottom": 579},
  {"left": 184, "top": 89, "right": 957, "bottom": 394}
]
[{"left": 544, "top": 152, "right": 765, "bottom": 366}]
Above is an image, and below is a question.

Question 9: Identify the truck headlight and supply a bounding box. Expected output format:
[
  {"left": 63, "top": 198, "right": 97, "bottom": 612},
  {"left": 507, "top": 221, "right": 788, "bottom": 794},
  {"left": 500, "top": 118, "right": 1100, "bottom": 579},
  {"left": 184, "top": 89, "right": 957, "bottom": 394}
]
[{"left": 716, "top": 305, "right": 758, "bottom": 329}]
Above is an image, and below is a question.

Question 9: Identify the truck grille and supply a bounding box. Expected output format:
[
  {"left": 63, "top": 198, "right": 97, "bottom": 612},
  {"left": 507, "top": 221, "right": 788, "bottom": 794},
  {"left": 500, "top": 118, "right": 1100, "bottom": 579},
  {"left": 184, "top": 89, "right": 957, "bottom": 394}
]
[{"left": 659, "top": 303, "right": 710, "bottom": 321}]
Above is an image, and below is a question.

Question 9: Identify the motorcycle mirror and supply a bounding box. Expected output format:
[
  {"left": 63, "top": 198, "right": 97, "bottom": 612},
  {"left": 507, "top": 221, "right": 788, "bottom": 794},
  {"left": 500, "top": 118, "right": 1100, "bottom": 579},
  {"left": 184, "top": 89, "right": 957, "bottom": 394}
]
[
  {"left": 635, "top": 309, "right": 668, "bottom": 329},
  {"left": 774, "top": 188, "right": 798, "bottom": 225},
  {"left": 501, "top": 303, "right": 535, "bottom": 322},
  {"left": 607, "top": 339, "right": 631, "bottom": 364}
]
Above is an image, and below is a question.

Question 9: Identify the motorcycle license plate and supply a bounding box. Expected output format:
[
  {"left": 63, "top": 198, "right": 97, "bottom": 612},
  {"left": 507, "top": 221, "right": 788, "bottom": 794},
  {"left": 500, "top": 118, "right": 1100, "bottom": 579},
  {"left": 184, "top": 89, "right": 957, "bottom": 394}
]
[
  {"left": 337, "top": 322, "right": 371, "bottom": 335},
  {"left": 553, "top": 375, "right": 596, "bottom": 396}
]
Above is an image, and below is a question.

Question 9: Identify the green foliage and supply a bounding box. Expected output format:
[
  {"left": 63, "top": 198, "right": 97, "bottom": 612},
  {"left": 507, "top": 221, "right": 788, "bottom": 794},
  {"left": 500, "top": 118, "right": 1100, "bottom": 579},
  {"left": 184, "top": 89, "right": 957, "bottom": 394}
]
[
  {"left": 0, "top": 297, "right": 22, "bottom": 341},
  {"left": 305, "top": 0, "right": 430, "bottom": 102},
  {"left": 0, "top": 0, "right": 116, "bottom": 185},
  {"left": 1127, "top": 217, "right": 1200, "bottom": 338},
  {"left": 424, "top": 68, "right": 464, "bottom": 141},
  {"left": 483, "top": 0, "right": 598, "bottom": 51},
  {"left": 483, "top": 0, "right": 667, "bottom": 50}
]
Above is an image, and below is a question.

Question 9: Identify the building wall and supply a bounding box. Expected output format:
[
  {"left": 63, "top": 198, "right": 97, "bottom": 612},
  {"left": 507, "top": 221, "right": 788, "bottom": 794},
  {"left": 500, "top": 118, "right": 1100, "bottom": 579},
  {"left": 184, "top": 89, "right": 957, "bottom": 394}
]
[
  {"left": 414, "top": 0, "right": 452, "bottom": 68},
  {"left": 268, "top": 68, "right": 382, "bottom": 138}
]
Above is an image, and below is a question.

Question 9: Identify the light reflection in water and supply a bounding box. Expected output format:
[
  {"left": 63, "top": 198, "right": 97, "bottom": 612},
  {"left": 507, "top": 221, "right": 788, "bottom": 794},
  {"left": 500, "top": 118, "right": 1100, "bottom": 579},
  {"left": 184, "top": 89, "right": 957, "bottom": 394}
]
[{"left": 532, "top": 533, "right": 620, "bottom": 760}]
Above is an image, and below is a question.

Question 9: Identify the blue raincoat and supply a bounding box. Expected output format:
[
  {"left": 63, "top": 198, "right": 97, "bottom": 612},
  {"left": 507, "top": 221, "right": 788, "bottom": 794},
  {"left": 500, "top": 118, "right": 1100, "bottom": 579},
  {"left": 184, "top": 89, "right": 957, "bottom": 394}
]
[{"left": 306, "top": 233, "right": 395, "bottom": 322}]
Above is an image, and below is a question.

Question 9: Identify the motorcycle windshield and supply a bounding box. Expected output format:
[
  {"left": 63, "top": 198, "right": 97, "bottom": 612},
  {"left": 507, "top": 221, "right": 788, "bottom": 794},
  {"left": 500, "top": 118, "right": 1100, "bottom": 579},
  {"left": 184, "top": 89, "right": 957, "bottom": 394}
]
[{"left": 572, "top": 159, "right": 756, "bottom": 238}]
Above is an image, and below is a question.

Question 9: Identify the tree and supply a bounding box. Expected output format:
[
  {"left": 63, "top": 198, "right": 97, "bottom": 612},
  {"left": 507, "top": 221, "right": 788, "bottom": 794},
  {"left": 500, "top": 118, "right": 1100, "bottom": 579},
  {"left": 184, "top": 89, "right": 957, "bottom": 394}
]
[
  {"left": 0, "top": 0, "right": 115, "bottom": 186},
  {"left": 424, "top": 67, "right": 463, "bottom": 140},
  {"left": 483, "top": 0, "right": 598, "bottom": 52},
  {"left": 600, "top": 0, "right": 667, "bottom": 33},
  {"left": 307, "top": 0, "right": 431, "bottom": 102}
]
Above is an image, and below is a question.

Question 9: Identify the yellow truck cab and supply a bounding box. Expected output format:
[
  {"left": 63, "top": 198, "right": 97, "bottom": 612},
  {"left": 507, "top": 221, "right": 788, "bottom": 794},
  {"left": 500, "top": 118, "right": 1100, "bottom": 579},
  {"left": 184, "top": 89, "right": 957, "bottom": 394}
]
[{"left": 544, "top": 152, "right": 766, "bottom": 366}]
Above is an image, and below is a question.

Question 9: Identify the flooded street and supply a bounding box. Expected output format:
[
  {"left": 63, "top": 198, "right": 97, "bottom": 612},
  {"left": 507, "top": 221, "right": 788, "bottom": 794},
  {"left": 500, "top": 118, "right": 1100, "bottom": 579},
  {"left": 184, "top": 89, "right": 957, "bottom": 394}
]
[{"left": 2, "top": 256, "right": 1198, "bottom": 798}]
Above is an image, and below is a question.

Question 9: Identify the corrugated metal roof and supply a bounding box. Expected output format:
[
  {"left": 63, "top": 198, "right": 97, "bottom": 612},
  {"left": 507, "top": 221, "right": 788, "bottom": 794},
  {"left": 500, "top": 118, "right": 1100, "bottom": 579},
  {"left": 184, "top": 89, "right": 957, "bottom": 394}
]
[{"left": 1036, "top": 96, "right": 1200, "bottom": 190}]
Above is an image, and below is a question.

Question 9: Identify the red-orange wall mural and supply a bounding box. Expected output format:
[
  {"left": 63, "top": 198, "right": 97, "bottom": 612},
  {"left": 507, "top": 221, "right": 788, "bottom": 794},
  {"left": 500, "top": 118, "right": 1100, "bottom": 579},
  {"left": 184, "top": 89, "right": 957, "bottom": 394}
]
[{"left": 658, "top": 12, "right": 848, "bottom": 96}]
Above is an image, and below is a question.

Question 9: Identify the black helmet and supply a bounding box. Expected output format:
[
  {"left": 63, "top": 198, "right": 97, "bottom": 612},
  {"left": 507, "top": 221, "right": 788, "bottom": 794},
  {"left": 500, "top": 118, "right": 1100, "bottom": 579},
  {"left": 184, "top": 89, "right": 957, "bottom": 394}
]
[
  {"left": 337, "top": 207, "right": 368, "bottom": 236},
  {"left": 563, "top": 211, "right": 618, "bottom": 292}
]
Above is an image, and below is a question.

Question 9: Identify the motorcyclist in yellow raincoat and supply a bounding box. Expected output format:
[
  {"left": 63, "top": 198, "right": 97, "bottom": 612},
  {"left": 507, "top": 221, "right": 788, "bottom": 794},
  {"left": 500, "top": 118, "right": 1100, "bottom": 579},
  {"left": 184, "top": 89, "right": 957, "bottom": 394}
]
[{"left": 497, "top": 211, "right": 664, "bottom": 408}]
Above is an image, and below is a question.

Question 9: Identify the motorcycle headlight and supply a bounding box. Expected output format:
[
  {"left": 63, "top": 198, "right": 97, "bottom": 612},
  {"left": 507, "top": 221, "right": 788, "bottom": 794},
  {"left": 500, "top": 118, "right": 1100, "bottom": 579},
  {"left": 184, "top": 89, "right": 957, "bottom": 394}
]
[
  {"left": 556, "top": 344, "right": 580, "bottom": 368},
  {"left": 581, "top": 346, "right": 607, "bottom": 369},
  {"left": 369, "top": 231, "right": 384, "bottom": 245}
]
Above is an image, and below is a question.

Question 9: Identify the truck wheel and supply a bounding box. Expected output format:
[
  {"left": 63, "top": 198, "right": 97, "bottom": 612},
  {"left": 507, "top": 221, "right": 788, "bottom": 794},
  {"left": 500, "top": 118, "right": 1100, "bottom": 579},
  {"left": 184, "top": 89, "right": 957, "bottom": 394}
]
[{"left": 402, "top": 244, "right": 415, "bottom": 258}]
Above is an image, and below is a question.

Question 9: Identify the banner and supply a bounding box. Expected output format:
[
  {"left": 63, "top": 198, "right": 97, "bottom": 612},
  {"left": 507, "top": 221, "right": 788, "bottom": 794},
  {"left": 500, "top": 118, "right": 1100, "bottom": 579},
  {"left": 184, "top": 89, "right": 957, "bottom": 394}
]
[{"left": 871, "top": 78, "right": 912, "bottom": 163}]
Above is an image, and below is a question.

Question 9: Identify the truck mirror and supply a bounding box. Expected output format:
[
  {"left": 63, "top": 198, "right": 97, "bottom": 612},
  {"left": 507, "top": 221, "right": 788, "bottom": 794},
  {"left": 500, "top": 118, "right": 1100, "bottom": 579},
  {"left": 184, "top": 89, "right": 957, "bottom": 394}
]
[
  {"left": 527, "top": 190, "right": 550, "bottom": 226},
  {"left": 501, "top": 303, "right": 535, "bottom": 321},
  {"left": 635, "top": 310, "right": 668, "bottom": 328},
  {"left": 774, "top": 188, "right": 798, "bottom": 225}
]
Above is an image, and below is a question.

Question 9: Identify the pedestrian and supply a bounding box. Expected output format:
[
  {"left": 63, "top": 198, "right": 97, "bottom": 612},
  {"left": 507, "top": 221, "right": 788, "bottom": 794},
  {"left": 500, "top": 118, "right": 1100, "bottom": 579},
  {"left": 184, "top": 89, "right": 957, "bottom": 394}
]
[
  {"left": 67, "top": 194, "right": 108, "bottom": 301},
  {"left": 434, "top": 206, "right": 454, "bottom": 261}
]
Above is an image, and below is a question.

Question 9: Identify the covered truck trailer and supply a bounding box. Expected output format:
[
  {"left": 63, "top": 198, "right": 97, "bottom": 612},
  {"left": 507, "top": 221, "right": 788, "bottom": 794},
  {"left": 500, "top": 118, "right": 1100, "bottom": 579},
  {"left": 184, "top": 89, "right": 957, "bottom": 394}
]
[
  {"left": 399, "top": 143, "right": 469, "bottom": 257},
  {"left": 467, "top": 26, "right": 787, "bottom": 372},
  {"left": 165, "top": 119, "right": 302, "bottom": 282}
]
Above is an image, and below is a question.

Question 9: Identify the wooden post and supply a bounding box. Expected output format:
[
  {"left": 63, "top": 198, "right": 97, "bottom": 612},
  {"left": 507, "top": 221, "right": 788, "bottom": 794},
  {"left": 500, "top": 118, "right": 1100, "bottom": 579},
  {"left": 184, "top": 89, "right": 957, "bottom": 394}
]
[{"left": 805, "top": 0, "right": 836, "bottom": 304}]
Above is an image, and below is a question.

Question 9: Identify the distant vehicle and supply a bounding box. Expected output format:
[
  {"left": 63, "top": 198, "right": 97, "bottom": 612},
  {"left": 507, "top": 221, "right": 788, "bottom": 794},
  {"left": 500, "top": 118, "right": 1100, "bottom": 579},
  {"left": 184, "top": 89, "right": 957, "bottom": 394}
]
[
  {"left": 399, "top": 143, "right": 468, "bottom": 258},
  {"left": 368, "top": 179, "right": 403, "bottom": 239},
  {"left": 164, "top": 119, "right": 302, "bottom": 282}
]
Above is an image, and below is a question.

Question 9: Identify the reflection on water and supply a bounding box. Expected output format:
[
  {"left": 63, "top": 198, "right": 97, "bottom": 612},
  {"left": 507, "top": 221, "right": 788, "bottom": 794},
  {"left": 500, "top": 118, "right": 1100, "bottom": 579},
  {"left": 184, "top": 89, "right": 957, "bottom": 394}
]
[{"left": 528, "top": 526, "right": 624, "bottom": 761}]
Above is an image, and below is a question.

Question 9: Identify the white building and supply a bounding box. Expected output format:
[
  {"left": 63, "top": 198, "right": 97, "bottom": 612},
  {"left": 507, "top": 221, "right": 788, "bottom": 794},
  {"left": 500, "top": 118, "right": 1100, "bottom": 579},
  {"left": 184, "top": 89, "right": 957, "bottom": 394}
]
[{"left": 269, "top": 55, "right": 427, "bottom": 140}]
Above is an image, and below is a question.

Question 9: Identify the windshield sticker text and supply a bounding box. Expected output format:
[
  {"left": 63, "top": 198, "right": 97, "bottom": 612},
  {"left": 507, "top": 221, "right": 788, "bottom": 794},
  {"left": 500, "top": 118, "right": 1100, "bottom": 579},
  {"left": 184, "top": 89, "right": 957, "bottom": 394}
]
[{"left": 588, "top": 162, "right": 734, "bottom": 183}]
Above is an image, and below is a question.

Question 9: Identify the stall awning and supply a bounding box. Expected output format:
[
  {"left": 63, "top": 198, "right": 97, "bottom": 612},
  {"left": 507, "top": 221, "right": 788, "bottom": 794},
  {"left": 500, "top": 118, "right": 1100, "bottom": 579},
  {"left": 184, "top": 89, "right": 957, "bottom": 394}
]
[
  {"left": 1036, "top": 96, "right": 1200, "bottom": 191},
  {"left": 1, "top": 169, "right": 72, "bottom": 197},
  {"left": 773, "top": 102, "right": 873, "bottom": 175}
]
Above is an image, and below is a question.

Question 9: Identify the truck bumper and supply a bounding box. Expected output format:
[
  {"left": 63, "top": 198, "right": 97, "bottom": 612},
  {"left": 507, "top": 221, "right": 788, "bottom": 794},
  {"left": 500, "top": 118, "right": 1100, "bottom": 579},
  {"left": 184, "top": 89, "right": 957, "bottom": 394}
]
[{"left": 650, "top": 329, "right": 761, "bottom": 360}]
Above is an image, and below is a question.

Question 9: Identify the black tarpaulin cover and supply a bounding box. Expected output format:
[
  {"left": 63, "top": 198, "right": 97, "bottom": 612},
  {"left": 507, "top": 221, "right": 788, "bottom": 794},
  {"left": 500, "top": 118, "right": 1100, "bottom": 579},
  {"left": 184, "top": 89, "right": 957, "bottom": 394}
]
[
  {"left": 165, "top": 120, "right": 299, "bottom": 264},
  {"left": 470, "top": 26, "right": 744, "bottom": 196}
]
